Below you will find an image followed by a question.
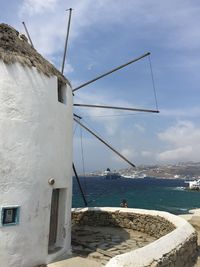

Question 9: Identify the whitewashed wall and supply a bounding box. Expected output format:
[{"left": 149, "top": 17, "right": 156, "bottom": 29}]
[{"left": 0, "top": 61, "right": 73, "bottom": 267}]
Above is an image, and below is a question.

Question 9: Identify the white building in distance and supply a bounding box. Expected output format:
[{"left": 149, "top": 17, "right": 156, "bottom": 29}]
[{"left": 0, "top": 24, "right": 73, "bottom": 267}]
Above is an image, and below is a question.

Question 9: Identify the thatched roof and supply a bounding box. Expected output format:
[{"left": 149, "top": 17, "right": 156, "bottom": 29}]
[{"left": 0, "top": 23, "right": 70, "bottom": 85}]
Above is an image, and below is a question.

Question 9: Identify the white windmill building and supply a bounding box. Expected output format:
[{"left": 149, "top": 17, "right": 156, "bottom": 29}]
[
  {"left": 0, "top": 23, "right": 73, "bottom": 267},
  {"left": 0, "top": 18, "right": 160, "bottom": 267}
]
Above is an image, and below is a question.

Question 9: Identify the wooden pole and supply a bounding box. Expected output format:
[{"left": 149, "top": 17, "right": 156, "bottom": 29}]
[
  {"left": 73, "top": 52, "right": 150, "bottom": 92},
  {"left": 74, "top": 103, "right": 159, "bottom": 113},
  {"left": 73, "top": 163, "right": 88, "bottom": 207},
  {"left": 61, "top": 8, "right": 73, "bottom": 74},
  {"left": 22, "top": 22, "right": 34, "bottom": 48}
]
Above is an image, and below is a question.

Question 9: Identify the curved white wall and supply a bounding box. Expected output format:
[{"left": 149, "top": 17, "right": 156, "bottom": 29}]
[
  {"left": 72, "top": 207, "right": 198, "bottom": 267},
  {"left": 0, "top": 61, "right": 73, "bottom": 267},
  {"left": 104, "top": 208, "right": 197, "bottom": 267}
]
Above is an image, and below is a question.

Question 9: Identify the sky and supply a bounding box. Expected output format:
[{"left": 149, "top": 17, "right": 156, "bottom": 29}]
[{"left": 1, "top": 0, "right": 200, "bottom": 172}]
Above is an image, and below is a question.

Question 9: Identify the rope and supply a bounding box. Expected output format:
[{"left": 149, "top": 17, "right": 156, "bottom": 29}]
[{"left": 148, "top": 54, "right": 159, "bottom": 111}]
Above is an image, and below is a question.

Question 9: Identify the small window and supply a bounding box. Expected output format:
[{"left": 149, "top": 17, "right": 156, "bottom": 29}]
[
  {"left": 1, "top": 206, "right": 20, "bottom": 226},
  {"left": 58, "top": 80, "right": 67, "bottom": 105}
]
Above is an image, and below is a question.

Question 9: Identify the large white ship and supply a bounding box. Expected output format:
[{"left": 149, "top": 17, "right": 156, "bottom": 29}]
[{"left": 102, "top": 168, "right": 121, "bottom": 180}]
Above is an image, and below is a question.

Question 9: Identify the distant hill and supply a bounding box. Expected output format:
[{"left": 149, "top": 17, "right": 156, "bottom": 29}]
[{"left": 119, "top": 162, "right": 200, "bottom": 179}]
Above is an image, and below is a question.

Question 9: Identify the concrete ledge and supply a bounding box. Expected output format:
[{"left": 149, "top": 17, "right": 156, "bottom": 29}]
[{"left": 72, "top": 207, "right": 198, "bottom": 267}]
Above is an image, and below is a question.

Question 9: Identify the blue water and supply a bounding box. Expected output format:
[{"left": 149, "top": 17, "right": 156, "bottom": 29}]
[{"left": 72, "top": 177, "right": 200, "bottom": 215}]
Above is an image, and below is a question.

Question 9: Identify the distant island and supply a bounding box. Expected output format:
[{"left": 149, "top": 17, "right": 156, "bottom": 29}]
[{"left": 87, "top": 162, "right": 200, "bottom": 180}]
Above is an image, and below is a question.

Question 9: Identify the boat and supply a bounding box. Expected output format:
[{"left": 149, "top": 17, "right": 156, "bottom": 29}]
[
  {"left": 137, "top": 173, "right": 147, "bottom": 178},
  {"left": 102, "top": 168, "right": 121, "bottom": 179},
  {"left": 121, "top": 174, "right": 136, "bottom": 179},
  {"left": 185, "top": 179, "right": 200, "bottom": 190}
]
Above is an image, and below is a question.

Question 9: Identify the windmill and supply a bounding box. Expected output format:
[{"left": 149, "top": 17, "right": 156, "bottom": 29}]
[
  {"left": 23, "top": 10, "right": 159, "bottom": 207},
  {"left": 0, "top": 15, "right": 160, "bottom": 267}
]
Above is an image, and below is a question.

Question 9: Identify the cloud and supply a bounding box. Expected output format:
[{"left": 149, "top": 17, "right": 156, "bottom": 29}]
[
  {"left": 158, "top": 121, "right": 199, "bottom": 145},
  {"left": 20, "top": 0, "right": 58, "bottom": 15},
  {"left": 74, "top": 89, "right": 143, "bottom": 136},
  {"left": 87, "top": 63, "right": 97, "bottom": 71},
  {"left": 160, "top": 107, "right": 200, "bottom": 118},
  {"left": 134, "top": 124, "right": 146, "bottom": 133},
  {"left": 18, "top": 0, "right": 67, "bottom": 57},
  {"left": 158, "top": 146, "right": 193, "bottom": 161},
  {"left": 66, "top": 0, "right": 200, "bottom": 51},
  {"left": 17, "top": 0, "right": 200, "bottom": 58},
  {"left": 157, "top": 121, "right": 200, "bottom": 162},
  {"left": 141, "top": 150, "right": 153, "bottom": 158},
  {"left": 64, "top": 63, "right": 74, "bottom": 75}
]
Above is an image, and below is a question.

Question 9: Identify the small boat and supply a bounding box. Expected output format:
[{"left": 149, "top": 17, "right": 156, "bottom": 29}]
[
  {"left": 121, "top": 174, "right": 136, "bottom": 179},
  {"left": 102, "top": 168, "right": 121, "bottom": 180},
  {"left": 185, "top": 179, "right": 200, "bottom": 190}
]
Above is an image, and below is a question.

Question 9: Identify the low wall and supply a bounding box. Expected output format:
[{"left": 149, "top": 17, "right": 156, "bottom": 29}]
[{"left": 72, "top": 207, "right": 198, "bottom": 267}]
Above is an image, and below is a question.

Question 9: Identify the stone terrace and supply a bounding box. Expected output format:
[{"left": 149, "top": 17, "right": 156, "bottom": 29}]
[
  {"left": 72, "top": 225, "right": 157, "bottom": 266},
  {"left": 48, "top": 208, "right": 197, "bottom": 267}
]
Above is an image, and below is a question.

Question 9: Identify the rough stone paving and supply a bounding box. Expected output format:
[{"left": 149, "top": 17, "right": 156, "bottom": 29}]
[{"left": 71, "top": 225, "right": 157, "bottom": 266}]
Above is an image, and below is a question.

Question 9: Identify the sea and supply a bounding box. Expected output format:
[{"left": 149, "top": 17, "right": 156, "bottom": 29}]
[{"left": 72, "top": 176, "right": 200, "bottom": 215}]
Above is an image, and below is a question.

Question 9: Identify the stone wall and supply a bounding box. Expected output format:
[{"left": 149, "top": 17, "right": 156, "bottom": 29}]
[
  {"left": 72, "top": 209, "right": 175, "bottom": 239},
  {"left": 150, "top": 233, "right": 197, "bottom": 267},
  {"left": 72, "top": 207, "right": 198, "bottom": 267}
]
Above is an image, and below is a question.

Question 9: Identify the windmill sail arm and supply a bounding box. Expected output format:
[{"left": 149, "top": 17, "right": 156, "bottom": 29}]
[
  {"left": 74, "top": 118, "right": 135, "bottom": 168},
  {"left": 73, "top": 52, "right": 150, "bottom": 92},
  {"left": 22, "top": 21, "right": 34, "bottom": 48},
  {"left": 73, "top": 113, "right": 82, "bottom": 119},
  {"left": 74, "top": 103, "right": 159, "bottom": 113},
  {"left": 72, "top": 163, "right": 88, "bottom": 207},
  {"left": 61, "top": 8, "right": 73, "bottom": 74}
]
